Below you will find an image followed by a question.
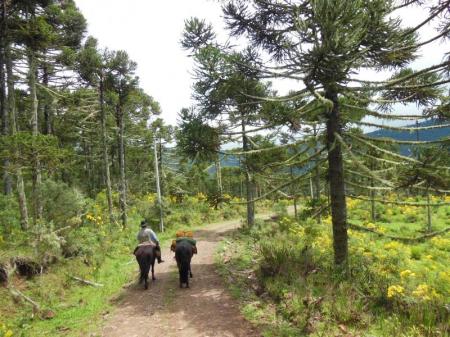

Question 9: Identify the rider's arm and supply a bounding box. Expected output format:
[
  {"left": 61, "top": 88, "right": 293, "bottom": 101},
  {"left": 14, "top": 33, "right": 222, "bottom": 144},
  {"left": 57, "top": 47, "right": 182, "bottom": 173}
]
[{"left": 149, "top": 229, "right": 159, "bottom": 245}]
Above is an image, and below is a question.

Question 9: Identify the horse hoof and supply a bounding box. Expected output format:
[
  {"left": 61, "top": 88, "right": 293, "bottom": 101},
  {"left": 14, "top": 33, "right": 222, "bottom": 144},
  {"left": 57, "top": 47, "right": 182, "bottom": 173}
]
[{"left": 190, "top": 273, "right": 193, "bottom": 278}]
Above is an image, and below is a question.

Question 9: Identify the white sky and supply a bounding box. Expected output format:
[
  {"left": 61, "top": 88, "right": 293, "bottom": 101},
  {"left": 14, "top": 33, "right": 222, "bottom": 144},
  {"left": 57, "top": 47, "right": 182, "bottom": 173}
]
[
  {"left": 74, "top": 1, "right": 448, "bottom": 129},
  {"left": 75, "top": 0, "right": 226, "bottom": 126}
]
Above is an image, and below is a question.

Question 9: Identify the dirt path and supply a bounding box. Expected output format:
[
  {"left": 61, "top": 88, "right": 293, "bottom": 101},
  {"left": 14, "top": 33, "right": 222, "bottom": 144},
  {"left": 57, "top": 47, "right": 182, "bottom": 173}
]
[{"left": 102, "top": 218, "right": 261, "bottom": 337}]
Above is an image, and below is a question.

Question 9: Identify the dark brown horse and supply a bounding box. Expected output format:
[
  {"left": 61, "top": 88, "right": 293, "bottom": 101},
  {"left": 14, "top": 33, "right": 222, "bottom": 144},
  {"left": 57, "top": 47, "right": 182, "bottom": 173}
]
[
  {"left": 175, "top": 240, "right": 194, "bottom": 288},
  {"left": 134, "top": 244, "right": 156, "bottom": 289}
]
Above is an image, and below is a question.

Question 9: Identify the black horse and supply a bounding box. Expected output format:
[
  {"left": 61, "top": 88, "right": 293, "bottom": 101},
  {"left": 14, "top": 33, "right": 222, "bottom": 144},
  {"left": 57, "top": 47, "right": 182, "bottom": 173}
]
[
  {"left": 175, "top": 240, "right": 194, "bottom": 288},
  {"left": 134, "top": 244, "right": 156, "bottom": 290}
]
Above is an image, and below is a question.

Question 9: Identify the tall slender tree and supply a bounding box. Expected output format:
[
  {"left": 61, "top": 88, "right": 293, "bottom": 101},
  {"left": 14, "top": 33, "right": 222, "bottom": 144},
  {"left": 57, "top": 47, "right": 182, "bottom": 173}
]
[{"left": 77, "top": 37, "right": 116, "bottom": 224}]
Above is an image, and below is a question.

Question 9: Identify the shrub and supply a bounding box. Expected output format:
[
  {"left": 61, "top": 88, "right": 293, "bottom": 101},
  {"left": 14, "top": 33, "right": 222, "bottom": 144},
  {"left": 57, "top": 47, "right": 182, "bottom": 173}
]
[
  {"left": 41, "top": 179, "right": 89, "bottom": 228},
  {"left": 272, "top": 199, "right": 289, "bottom": 217},
  {"left": 0, "top": 195, "right": 20, "bottom": 235}
]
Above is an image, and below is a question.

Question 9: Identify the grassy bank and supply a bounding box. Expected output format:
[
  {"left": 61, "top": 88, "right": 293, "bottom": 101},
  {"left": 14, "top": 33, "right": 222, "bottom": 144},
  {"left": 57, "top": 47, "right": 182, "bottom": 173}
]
[{"left": 215, "top": 196, "right": 450, "bottom": 337}]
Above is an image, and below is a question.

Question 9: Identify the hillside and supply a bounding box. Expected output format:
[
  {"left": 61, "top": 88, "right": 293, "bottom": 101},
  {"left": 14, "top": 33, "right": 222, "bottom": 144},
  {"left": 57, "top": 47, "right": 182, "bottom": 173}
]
[{"left": 366, "top": 118, "right": 450, "bottom": 156}]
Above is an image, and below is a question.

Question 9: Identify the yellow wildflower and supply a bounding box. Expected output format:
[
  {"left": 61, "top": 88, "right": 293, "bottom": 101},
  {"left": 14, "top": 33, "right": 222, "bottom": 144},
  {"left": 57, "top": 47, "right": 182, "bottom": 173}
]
[
  {"left": 400, "top": 269, "right": 416, "bottom": 279},
  {"left": 384, "top": 241, "right": 402, "bottom": 250},
  {"left": 196, "top": 192, "right": 207, "bottom": 201},
  {"left": 366, "top": 222, "right": 377, "bottom": 230},
  {"left": 412, "top": 284, "right": 440, "bottom": 301},
  {"left": 430, "top": 237, "right": 450, "bottom": 250},
  {"left": 438, "top": 272, "right": 450, "bottom": 283},
  {"left": 387, "top": 285, "right": 404, "bottom": 298}
]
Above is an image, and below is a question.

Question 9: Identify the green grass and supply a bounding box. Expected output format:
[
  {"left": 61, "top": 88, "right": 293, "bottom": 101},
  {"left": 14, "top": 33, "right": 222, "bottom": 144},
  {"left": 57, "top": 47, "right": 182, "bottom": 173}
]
[{"left": 215, "top": 197, "right": 450, "bottom": 337}]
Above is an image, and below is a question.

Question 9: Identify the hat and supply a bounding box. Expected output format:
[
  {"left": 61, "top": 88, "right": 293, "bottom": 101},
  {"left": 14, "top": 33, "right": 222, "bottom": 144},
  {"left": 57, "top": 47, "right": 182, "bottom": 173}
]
[{"left": 140, "top": 220, "right": 148, "bottom": 227}]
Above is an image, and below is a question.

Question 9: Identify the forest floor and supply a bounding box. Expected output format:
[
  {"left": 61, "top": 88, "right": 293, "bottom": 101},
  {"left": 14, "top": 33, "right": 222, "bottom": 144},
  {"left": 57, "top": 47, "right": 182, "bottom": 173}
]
[{"left": 100, "top": 217, "right": 264, "bottom": 337}]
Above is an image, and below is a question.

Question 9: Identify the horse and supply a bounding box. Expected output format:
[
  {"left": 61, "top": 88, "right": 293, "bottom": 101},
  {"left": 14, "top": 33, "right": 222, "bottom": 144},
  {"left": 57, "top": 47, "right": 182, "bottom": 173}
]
[
  {"left": 175, "top": 240, "right": 194, "bottom": 288},
  {"left": 133, "top": 243, "right": 156, "bottom": 290}
]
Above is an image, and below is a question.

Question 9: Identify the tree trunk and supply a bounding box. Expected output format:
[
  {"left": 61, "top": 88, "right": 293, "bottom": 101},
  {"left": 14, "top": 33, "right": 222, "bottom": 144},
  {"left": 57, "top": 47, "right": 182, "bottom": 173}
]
[
  {"left": 6, "top": 45, "right": 29, "bottom": 229},
  {"left": 158, "top": 137, "right": 164, "bottom": 197},
  {"left": 42, "top": 62, "right": 53, "bottom": 135},
  {"left": 313, "top": 126, "right": 321, "bottom": 223},
  {"left": 242, "top": 119, "right": 255, "bottom": 227},
  {"left": 29, "top": 51, "right": 43, "bottom": 224},
  {"left": 116, "top": 104, "right": 127, "bottom": 228},
  {"left": 426, "top": 187, "right": 432, "bottom": 232},
  {"left": 325, "top": 90, "right": 348, "bottom": 268},
  {"left": 370, "top": 178, "right": 376, "bottom": 222},
  {"left": 153, "top": 137, "right": 164, "bottom": 232},
  {"left": 215, "top": 156, "right": 223, "bottom": 197},
  {"left": 0, "top": 2, "right": 12, "bottom": 195},
  {"left": 99, "top": 76, "right": 114, "bottom": 224},
  {"left": 290, "top": 167, "right": 298, "bottom": 218}
]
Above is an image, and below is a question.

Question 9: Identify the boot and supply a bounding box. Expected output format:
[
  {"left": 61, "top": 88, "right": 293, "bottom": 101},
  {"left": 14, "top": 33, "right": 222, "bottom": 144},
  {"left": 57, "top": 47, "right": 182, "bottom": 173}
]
[{"left": 155, "top": 245, "right": 164, "bottom": 263}]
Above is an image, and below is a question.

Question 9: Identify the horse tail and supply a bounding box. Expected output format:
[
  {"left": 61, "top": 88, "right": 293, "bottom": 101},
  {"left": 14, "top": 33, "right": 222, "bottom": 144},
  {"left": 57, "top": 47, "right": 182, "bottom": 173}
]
[
  {"left": 175, "top": 241, "right": 192, "bottom": 285},
  {"left": 180, "top": 258, "right": 190, "bottom": 284}
]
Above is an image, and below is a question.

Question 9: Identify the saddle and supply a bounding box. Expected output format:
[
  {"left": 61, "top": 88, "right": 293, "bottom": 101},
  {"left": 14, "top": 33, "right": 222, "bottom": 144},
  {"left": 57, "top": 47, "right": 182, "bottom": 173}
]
[
  {"left": 171, "top": 230, "right": 197, "bottom": 254},
  {"left": 137, "top": 241, "right": 156, "bottom": 247},
  {"left": 133, "top": 241, "right": 156, "bottom": 255}
]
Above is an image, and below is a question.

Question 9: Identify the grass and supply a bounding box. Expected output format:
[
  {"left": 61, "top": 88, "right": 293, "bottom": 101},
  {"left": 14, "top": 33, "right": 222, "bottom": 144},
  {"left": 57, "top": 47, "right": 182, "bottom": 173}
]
[{"left": 215, "top": 196, "right": 450, "bottom": 337}]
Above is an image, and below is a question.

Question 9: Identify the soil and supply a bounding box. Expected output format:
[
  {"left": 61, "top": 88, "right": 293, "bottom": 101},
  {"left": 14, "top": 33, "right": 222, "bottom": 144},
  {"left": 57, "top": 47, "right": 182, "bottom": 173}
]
[{"left": 101, "top": 219, "right": 261, "bottom": 337}]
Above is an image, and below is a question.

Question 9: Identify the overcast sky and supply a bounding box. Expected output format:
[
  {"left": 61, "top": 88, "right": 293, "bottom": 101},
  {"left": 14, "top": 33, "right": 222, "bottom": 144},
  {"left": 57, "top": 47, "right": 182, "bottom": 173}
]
[
  {"left": 74, "top": 1, "right": 448, "bottom": 128},
  {"left": 75, "top": 0, "right": 226, "bottom": 126}
]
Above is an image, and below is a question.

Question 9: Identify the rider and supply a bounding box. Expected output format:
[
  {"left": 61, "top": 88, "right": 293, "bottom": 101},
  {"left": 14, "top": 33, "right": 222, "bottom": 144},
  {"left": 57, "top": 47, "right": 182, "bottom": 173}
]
[{"left": 137, "top": 220, "right": 164, "bottom": 263}]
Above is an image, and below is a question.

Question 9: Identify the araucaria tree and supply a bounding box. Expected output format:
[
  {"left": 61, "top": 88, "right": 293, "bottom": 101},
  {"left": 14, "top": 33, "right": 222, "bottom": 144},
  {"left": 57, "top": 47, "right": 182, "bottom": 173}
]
[
  {"left": 222, "top": 0, "right": 449, "bottom": 267},
  {"left": 0, "top": 1, "right": 162, "bottom": 233},
  {"left": 182, "top": 18, "right": 281, "bottom": 227}
]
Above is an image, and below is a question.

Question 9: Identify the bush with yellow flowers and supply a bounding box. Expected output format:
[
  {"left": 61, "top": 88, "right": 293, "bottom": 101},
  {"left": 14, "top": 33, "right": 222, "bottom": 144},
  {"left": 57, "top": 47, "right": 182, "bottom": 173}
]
[
  {"left": 216, "top": 191, "right": 450, "bottom": 336},
  {"left": 0, "top": 323, "right": 13, "bottom": 337}
]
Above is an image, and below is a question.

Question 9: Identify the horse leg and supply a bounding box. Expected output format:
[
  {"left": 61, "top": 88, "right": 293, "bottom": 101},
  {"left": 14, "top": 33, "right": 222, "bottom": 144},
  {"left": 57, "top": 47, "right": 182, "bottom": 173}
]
[
  {"left": 189, "top": 250, "right": 194, "bottom": 278},
  {"left": 144, "top": 274, "right": 148, "bottom": 290},
  {"left": 151, "top": 259, "right": 156, "bottom": 281},
  {"left": 179, "top": 267, "right": 183, "bottom": 288},
  {"left": 185, "top": 262, "right": 190, "bottom": 288}
]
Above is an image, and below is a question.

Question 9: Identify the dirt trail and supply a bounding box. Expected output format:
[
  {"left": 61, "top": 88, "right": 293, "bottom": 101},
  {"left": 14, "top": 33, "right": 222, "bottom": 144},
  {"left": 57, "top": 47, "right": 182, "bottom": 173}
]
[{"left": 102, "top": 218, "right": 261, "bottom": 337}]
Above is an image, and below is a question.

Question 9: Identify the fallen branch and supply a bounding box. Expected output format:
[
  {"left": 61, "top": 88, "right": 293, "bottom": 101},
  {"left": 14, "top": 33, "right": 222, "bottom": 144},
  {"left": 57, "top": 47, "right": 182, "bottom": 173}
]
[
  {"left": 347, "top": 194, "right": 450, "bottom": 207},
  {"left": 310, "top": 204, "right": 330, "bottom": 219},
  {"left": 9, "top": 287, "right": 41, "bottom": 312},
  {"left": 348, "top": 223, "right": 450, "bottom": 243},
  {"left": 53, "top": 226, "right": 72, "bottom": 235},
  {"left": 70, "top": 276, "right": 104, "bottom": 287}
]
